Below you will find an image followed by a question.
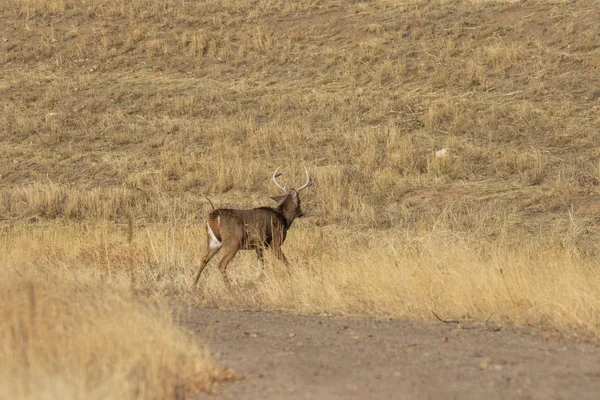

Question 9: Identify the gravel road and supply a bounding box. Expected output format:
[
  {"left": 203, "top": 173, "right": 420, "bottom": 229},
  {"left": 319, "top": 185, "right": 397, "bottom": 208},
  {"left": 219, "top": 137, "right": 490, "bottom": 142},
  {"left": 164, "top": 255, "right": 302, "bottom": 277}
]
[{"left": 183, "top": 308, "right": 600, "bottom": 400}]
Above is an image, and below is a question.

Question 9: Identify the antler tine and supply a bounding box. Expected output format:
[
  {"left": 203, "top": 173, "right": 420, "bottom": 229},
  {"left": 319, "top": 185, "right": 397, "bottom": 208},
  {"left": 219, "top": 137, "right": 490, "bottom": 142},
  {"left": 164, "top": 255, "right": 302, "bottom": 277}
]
[
  {"left": 297, "top": 167, "right": 313, "bottom": 193},
  {"left": 272, "top": 165, "right": 288, "bottom": 193}
]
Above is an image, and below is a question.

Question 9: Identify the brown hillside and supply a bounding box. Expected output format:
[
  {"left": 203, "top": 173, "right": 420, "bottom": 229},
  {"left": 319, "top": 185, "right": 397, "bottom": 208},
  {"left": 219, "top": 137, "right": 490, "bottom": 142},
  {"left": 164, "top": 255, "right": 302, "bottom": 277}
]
[
  {"left": 2, "top": 0, "right": 600, "bottom": 335},
  {"left": 2, "top": 0, "right": 600, "bottom": 240}
]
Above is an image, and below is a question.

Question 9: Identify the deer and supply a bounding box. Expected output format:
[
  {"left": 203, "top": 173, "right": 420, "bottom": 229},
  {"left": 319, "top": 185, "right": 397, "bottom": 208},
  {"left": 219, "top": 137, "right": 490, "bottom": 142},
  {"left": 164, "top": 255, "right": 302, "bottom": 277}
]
[{"left": 193, "top": 166, "right": 313, "bottom": 288}]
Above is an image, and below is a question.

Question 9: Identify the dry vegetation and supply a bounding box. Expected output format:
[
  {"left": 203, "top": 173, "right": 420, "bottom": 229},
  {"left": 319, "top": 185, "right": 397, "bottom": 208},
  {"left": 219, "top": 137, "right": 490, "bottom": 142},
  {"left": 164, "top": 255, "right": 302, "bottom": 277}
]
[
  {"left": 0, "top": 273, "right": 225, "bottom": 400},
  {"left": 2, "top": 0, "right": 600, "bottom": 395}
]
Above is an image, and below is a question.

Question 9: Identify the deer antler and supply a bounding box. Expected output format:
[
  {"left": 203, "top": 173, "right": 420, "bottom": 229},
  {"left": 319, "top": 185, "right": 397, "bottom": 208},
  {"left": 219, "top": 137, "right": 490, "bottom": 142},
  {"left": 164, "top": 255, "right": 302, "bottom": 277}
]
[
  {"left": 272, "top": 166, "right": 288, "bottom": 193},
  {"left": 297, "top": 167, "right": 313, "bottom": 193}
]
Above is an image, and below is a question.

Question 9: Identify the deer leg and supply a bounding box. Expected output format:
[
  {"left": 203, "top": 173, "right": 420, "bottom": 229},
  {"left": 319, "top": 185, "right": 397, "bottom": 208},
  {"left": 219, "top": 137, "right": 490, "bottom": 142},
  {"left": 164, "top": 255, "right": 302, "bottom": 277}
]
[
  {"left": 218, "top": 245, "right": 239, "bottom": 288},
  {"left": 270, "top": 245, "right": 291, "bottom": 279},
  {"left": 270, "top": 229, "right": 289, "bottom": 267},
  {"left": 255, "top": 248, "right": 265, "bottom": 276},
  {"left": 193, "top": 247, "right": 220, "bottom": 287},
  {"left": 279, "top": 252, "right": 289, "bottom": 266},
  {"left": 271, "top": 244, "right": 289, "bottom": 266},
  {"left": 256, "top": 248, "right": 264, "bottom": 264}
]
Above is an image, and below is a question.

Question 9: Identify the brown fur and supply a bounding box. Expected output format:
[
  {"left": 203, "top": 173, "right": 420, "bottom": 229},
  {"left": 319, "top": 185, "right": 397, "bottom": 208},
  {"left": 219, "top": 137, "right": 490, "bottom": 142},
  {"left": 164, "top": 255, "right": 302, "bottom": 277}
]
[{"left": 193, "top": 190, "right": 305, "bottom": 288}]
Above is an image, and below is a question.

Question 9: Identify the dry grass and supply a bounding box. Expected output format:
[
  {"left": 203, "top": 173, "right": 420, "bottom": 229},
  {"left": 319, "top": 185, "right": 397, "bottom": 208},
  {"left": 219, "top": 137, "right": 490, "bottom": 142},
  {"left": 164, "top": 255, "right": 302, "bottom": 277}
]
[
  {"left": 0, "top": 269, "right": 226, "bottom": 400},
  {"left": 2, "top": 0, "right": 600, "bottom": 395}
]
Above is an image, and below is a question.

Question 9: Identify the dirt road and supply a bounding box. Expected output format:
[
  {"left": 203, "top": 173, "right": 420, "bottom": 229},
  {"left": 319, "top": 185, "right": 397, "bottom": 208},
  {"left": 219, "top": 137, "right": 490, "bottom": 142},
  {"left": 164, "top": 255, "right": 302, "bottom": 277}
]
[{"left": 184, "top": 308, "right": 600, "bottom": 400}]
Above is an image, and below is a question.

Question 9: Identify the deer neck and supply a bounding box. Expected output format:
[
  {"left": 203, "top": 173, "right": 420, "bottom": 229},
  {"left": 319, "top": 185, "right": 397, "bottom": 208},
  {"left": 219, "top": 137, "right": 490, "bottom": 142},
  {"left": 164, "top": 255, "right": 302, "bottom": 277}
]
[{"left": 277, "top": 198, "right": 297, "bottom": 228}]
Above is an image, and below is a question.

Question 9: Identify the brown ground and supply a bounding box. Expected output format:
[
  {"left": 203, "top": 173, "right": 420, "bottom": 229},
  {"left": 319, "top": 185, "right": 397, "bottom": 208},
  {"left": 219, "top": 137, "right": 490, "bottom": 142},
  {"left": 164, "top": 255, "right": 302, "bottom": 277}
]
[{"left": 184, "top": 308, "right": 600, "bottom": 400}]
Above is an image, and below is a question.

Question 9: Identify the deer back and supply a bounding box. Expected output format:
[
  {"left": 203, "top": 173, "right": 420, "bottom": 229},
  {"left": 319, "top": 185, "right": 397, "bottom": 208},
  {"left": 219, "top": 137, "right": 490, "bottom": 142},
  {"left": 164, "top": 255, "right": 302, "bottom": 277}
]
[{"left": 208, "top": 207, "right": 288, "bottom": 248}]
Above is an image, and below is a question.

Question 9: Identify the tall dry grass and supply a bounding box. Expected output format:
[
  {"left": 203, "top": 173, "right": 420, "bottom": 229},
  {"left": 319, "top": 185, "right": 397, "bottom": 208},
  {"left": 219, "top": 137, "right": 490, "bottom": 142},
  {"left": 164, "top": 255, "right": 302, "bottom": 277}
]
[
  {"left": 0, "top": 269, "right": 226, "bottom": 400},
  {"left": 2, "top": 199, "right": 600, "bottom": 336}
]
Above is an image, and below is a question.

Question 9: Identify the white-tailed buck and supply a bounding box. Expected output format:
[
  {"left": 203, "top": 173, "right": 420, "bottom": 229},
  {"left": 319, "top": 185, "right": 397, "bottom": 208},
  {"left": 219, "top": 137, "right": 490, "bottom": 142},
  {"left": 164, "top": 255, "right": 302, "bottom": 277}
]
[{"left": 193, "top": 167, "right": 313, "bottom": 287}]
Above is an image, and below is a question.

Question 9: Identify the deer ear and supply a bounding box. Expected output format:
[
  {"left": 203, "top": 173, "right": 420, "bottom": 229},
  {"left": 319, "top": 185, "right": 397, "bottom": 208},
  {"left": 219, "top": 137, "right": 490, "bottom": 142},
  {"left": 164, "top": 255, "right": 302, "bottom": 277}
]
[{"left": 271, "top": 195, "right": 288, "bottom": 204}]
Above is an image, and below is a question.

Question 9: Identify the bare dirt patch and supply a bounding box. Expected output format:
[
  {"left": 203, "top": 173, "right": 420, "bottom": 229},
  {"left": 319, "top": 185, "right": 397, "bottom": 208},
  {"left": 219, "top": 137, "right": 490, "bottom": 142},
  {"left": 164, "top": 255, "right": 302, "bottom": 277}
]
[{"left": 185, "top": 308, "right": 600, "bottom": 400}]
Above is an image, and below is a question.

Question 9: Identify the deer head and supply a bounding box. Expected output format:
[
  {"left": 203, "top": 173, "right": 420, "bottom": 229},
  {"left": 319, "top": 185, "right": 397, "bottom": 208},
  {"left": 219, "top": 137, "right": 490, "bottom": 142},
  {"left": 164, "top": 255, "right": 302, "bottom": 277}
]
[{"left": 271, "top": 166, "right": 313, "bottom": 223}]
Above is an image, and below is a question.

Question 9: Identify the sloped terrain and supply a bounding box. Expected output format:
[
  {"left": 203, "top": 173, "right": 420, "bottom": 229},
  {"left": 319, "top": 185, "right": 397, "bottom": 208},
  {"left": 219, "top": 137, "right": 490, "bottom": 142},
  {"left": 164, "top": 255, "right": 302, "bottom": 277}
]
[{"left": 2, "top": 0, "right": 600, "bottom": 233}]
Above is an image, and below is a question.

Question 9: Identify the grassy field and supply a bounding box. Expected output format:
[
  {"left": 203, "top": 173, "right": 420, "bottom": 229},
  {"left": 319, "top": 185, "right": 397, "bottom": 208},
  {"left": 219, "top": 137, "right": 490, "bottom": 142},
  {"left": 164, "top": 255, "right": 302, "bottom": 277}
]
[{"left": 2, "top": 0, "right": 600, "bottom": 396}]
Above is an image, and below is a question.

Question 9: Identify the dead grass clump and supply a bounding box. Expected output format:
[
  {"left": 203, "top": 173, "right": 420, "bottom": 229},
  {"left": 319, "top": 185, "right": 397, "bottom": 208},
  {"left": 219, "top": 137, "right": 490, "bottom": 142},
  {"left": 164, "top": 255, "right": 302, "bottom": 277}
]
[
  {"left": 485, "top": 42, "right": 522, "bottom": 73},
  {"left": 0, "top": 275, "right": 224, "bottom": 400},
  {"left": 424, "top": 99, "right": 452, "bottom": 131},
  {"left": 0, "top": 183, "right": 141, "bottom": 220}
]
